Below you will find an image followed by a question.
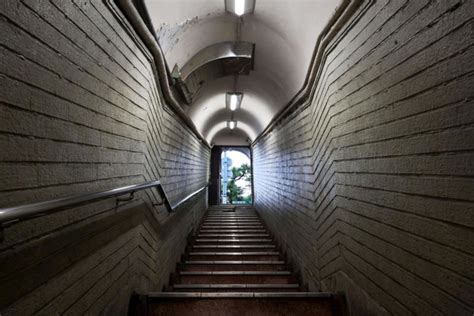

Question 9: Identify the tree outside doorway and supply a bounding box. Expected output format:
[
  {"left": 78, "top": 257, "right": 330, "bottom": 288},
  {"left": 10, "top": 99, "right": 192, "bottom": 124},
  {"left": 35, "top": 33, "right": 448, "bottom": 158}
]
[{"left": 220, "top": 149, "right": 252, "bottom": 204}]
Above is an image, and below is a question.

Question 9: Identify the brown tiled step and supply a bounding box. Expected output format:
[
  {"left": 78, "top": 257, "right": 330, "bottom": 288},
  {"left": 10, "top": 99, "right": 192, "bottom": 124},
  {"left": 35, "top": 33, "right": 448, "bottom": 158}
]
[
  {"left": 143, "top": 292, "right": 338, "bottom": 316},
  {"left": 178, "top": 271, "right": 297, "bottom": 284},
  {"left": 189, "top": 252, "right": 280, "bottom": 261},
  {"left": 192, "top": 245, "right": 276, "bottom": 251},
  {"left": 195, "top": 238, "right": 273, "bottom": 244},
  {"left": 205, "top": 214, "right": 260, "bottom": 219},
  {"left": 182, "top": 260, "right": 287, "bottom": 271},
  {"left": 172, "top": 284, "right": 301, "bottom": 292},
  {"left": 202, "top": 221, "right": 263, "bottom": 226},
  {"left": 202, "top": 223, "right": 262, "bottom": 227},
  {"left": 201, "top": 225, "right": 264, "bottom": 229},
  {"left": 204, "top": 219, "right": 261, "bottom": 222},
  {"left": 199, "top": 229, "right": 267, "bottom": 234},
  {"left": 149, "top": 292, "right": 333, "bottom": 298},
  {"left": 204, "top": 217, "right": 261, "bottom": 220},
  {"left": 197, "top": 234, "right": 270, "bottom": 238}
]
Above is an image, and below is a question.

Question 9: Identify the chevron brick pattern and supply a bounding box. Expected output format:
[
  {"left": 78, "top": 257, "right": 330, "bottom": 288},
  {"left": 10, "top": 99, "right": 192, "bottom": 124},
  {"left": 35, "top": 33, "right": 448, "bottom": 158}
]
[
  {"left": 253, "top": 1, "right": 474, "bottom": 315},
  {"left": 0, "top": 0, "right": 209, "bottom": 314}
]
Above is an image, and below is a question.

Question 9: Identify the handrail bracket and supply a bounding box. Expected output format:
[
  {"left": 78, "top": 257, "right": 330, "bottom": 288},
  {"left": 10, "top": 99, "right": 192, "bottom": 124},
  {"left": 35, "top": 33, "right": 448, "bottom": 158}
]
[{"left": 116, "top": 191, "right": 136, "bottom": 205}]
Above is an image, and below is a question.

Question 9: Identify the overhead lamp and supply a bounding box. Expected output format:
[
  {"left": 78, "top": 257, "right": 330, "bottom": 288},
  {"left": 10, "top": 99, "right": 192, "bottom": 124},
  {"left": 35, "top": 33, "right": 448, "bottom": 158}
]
[
  {"left": 226, "top": 92, "right": 243, "bottom": 111},
  {"left": 227, "top": 120, "right": 237, "bottom": 130},
  {"left": 225, "top": 0, "right": 255, "bottom": 16}
]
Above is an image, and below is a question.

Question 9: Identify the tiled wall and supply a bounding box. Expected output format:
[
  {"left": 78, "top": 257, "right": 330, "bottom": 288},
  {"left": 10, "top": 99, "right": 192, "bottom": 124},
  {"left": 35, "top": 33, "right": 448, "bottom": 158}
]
[
  {"left": 253, "top": 1, "right": 474, "bottom": 314},
  {"left": 0, "top": 0, "right": 209, "bottom": 314}
]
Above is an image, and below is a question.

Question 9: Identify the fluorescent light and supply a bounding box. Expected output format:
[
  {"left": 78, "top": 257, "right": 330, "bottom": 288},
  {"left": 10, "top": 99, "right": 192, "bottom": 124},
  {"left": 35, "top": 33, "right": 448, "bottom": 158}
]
[
  {"left": 230, "top": 95, "right": 238, "bottom": 110},
  {"left": 235, "top": 0, "right": 245, "bottom": 16},
  {"left": 227, "top": 120, "right": 237, "bottom": 130},
  {"left": 225, "top": 0, "right": 255, "bottom": 16},
  {"left": 226, "top": 92, "right": 243, "bottom": 111}
]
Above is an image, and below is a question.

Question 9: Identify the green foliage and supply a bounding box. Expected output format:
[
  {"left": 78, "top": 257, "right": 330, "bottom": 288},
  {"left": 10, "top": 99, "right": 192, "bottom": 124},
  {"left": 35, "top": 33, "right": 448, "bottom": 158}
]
[{"left": 227, "top": 163, "right": 252, "bottom": 204}]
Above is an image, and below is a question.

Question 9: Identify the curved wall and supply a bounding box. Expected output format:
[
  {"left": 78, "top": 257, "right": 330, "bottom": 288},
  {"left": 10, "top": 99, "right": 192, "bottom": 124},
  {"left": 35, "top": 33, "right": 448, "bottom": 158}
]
[
  {"left": 253, "top": 1, "right": 474, "bottom": 314},
  {"left": 0, "top": 1, "right": 209, "bottom": 314}
]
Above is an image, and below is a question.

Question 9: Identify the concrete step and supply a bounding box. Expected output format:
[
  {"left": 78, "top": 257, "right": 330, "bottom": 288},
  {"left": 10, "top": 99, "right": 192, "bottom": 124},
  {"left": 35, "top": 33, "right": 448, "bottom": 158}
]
[
  {"left": 199, "top": 229, "right": 268, "bottom": 234},
  {"left": 195, "top": 238, "right": 274, "bottom": 244},
  {"left": 182, "top": 260, "right": 287, "bottom": 271},
  {"left": 203, "top": 221, "right": 262, "bottom": 224},
  {"left": 205, "top": 215, "right": 258, "bottom": 217},
  {"left": 172, "top": 284, "right": 301, "bottom": 292},
  {"left": 189, "top": 251, "right": 281, "bottom": 261},
  {"left": 143, "top": 292, "right": 338, "bottom": 316},
  {"left": 204, "top": 217, "right": 261, "bottom": 220},
  {"left": 197, "top": 234, "right": 270, "bottom": 238},
  {"left": 178, "top": 271, "right": 297, "bottom": 284},
  {"left": 192, "top": 245, "right": 276, "bottom": 251},
  {"left": 201, "top": 225, "right": 264, "bottom": 229},
  {"left": 203, "top": 219, "right": 262, "bottom": 222}
]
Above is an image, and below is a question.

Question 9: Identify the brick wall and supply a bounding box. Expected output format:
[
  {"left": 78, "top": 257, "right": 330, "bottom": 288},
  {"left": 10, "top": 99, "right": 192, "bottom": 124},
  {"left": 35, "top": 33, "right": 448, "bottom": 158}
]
[
  {"left": 253, "top": 0, "right": 474, "bottom": 315},
  {"left": 0, "top": 0, "right": 209, "bottom": 314}
]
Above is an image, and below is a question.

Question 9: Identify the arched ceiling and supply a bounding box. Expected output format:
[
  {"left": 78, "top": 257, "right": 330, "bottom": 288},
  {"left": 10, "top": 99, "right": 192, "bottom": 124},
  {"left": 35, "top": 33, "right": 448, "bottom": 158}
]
[{"left": 144, "top": 0, "right": 342, "bottom": 145}]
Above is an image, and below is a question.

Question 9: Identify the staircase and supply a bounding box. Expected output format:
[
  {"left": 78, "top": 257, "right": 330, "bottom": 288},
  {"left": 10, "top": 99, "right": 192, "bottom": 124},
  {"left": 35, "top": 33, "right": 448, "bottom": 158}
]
[{"left": 130, "top": 207, "right": 345, "bottom": 315}]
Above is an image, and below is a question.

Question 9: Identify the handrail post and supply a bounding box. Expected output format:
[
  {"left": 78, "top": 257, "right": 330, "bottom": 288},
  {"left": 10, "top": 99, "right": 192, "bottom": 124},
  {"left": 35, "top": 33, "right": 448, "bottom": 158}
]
[{"left": 155, "top": 185, "right": 173, "bottom": 212}]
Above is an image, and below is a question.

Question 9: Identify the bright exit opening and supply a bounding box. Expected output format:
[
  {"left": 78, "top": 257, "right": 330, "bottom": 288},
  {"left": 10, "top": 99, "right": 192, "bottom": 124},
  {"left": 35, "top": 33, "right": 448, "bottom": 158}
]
[{"left": 220, "top": 148, "right": 252, "bottom": 205}]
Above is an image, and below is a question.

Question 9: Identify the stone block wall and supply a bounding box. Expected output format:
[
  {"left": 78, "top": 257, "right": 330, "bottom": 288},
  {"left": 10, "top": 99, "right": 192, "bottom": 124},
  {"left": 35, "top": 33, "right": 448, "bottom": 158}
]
[
  {"left": 253, "top": 0, "right": 474, "bottom": 314},
  {"left": 0, "top": 0, "right": 209, "bottom": 314}
]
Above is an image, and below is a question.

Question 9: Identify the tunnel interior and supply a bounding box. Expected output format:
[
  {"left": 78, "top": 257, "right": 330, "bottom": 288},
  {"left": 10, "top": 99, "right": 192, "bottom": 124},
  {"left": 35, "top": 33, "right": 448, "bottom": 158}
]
[{"left": 0, "top": 0, "right": 473, "bottom": 315}]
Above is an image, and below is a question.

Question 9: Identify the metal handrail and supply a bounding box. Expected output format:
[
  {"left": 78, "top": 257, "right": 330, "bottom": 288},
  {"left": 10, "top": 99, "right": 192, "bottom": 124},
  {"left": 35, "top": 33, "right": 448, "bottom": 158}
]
[{"left": 0, "top": 180, "right": 208, "bottom": 227}]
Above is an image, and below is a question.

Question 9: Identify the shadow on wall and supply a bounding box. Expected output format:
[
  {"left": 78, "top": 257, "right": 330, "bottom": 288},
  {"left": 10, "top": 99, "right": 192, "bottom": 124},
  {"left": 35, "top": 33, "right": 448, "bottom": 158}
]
[{"left": 0, "top": 196, "right": 208, "bottom": 314}]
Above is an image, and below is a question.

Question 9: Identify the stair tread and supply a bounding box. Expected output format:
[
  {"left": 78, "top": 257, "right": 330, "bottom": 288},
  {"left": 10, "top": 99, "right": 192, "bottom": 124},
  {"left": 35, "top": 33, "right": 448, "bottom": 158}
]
[
  {"left": 198, "top": 234, "right": 270, "bottom": 237},
  {"left": 195, "top": 239, "right": 273, "bottom": 242},
  {"left": 180, "top": 271, "right": 292, "bottom": 275},
  {"left": 185, "top": 260, "right": 285, "bottom": 265},
  {"left": 193, "top": 245, "right": 275, "bottom": 248},
  {"left": 201, "top": 226, "right": 264, "bottom": 228},
  {"left": 190, "top": 252, "right": 279, "bottom": 256},
  {"left": 148, "top": 292, "right": 333, "bottom": 298},
  {"left": 173, "top": 284, "right": 300, "bottom": 289},
  {"left": 200, "top": 230, "right": 267, "bottom": 233}
]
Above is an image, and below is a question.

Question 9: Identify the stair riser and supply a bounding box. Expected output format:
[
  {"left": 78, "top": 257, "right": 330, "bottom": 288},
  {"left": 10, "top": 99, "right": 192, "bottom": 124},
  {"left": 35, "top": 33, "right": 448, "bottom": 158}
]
[
  {"left": 178, "top": 275, "right": 297, "bottom": 284},
  {"left": 146, "top": 298, "right": 334, "bottom": 316},
  {"left": 199, "top": 230, "right": 266, "bottom": 233},
  {"left": 201, "top": 226, "right": 264, "bottom": 229},
  {"left": 181, "top": 264, "right": 288, "bottom": 272},
  {"left": 191, "top": 247, "right": 276, "bottom": 252},
  {"left": 205, "top": 216, "right": 258, "bottom": 218},
  {"left": 203, "top": 220, "right": 261, "bottom": 223},
  {"left": 203, "top": 220, "right": 263, "bottom": 225},
  {"left": 194, "top": 239, "right": 273, "bottom": 245},
  {"left": 172, "top": 288, "right": 301, "bottom": 292},
  {"left": 198, "top": 234, "right": 270, "bottom": 238},
  {"left": 189, "top": 255, "right": 281, "bottom": 261}
]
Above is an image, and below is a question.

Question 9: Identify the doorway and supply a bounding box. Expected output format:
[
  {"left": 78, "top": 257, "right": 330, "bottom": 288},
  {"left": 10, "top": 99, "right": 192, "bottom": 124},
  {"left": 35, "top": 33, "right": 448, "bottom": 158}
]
[{"left": 208, "top": 146, "right": 253, "bottom": 205}]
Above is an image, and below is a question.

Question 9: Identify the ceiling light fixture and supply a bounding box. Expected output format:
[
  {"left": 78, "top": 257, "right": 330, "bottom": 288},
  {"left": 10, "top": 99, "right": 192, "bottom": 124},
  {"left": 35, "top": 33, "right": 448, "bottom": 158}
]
[
  {"left": 227, "top": 120, "right": 237, "bottom": 130},
  {"left": 226, "top": 92, "right": 243, "bottom": 111},
  {"left": 225, "top": 0, "right": 255, "bottom": 16},
  {"left": 235, "top": 0, "right": 245, "bottom": 15}
]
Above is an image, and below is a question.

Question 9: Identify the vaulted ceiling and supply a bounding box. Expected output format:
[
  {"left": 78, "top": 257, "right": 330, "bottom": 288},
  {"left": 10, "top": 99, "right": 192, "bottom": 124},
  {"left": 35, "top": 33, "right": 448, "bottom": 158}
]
[{"left": 144, "top": 0, "right": 342, "bottom": 145}]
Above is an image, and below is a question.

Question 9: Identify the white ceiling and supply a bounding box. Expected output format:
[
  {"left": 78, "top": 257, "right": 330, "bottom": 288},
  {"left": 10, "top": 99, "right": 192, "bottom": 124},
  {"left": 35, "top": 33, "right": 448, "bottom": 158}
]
[{"left": 144, "top": 0, "right": 342, "bottom": 145}]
